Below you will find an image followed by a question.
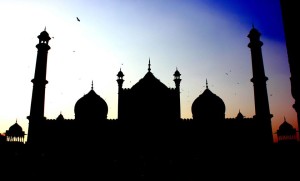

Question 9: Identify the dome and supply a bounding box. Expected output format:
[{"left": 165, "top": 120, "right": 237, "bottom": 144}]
[
  {"left": 131, "top": 71, "right": 169, "bottom": 93},
  {"left": 131, "top": 60, "right": 169, "bottom": 94},
  {"left": 173, "top": 68, "right": 181, "bottom": 77},
  {"left": 192, "top": 87, "right": 225, "bottom": 121},
  {"left": 236, "top": 110, "right": 244, "bottom": 120},
  {"left": 277, "top": 119, "right": 297, "bottom": 136},
  {"left": 117, "top": 69, "right": 124, "bottom": 78},
  {"left": 74, "top": 89, "right": 108, "bottom": 121},
  {"left": 6, "top": 121, "right": 25, "bottom": 137},
  {"left": 38, "top": 30, "right": 51, "bottom": 41},
  {"left": 9, "top": 122, "right": 23, "bottom": 134}
]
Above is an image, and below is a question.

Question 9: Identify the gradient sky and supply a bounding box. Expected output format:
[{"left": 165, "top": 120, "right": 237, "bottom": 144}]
[{"left": 0, "top": 0, "right": 296, "bottom": 142}]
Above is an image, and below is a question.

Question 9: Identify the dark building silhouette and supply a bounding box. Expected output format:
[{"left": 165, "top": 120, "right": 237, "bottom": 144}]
[
  {"left": 5, "top": 120, "right": 25, "bottom": 143},
  {"left": 4, "top": 27, "right": 275, "bottom": 148},
  {"left": 21, "top": 27, "right": 273, "bottom": 149},
  {"left": 247, "top": 26, "right": 274, "bottom": 144},
  {"left": 27, "top": 28, "right": 51, "bottom": 145},
  {"left": 1, "top": 17, "right": 300, "bottom": 179},
  {"left": 280, "top": 1, "right": 300, "bottom": 138},
  {"left": 275, "top": 117, "right": 297, "bottom": 144}
]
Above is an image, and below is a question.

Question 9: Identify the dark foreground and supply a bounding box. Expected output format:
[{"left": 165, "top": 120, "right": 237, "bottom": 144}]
[{"left": 1, "top": 142, "right": 300, "bottom": 180}]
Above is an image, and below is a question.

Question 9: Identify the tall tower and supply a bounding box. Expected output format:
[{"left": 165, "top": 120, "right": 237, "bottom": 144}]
[
  {"left": 27, "top": 29, "right": 51, "bottom": 145},
  {"left": 280, "top": 1, "right": 300, "bottom": 138},
  {"left": 247, "top": 26, "right": 273, "bottom": 144},
  {"left": 117, "top": 68, "right": 124, "bottom": 120},
  {"left": 173, "top": 67, "right": 181, "bottom": 119}
]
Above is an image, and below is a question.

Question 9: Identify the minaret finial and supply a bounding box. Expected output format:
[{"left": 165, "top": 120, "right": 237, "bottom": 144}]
[
  {"left": 91, "top": 81, "right": 94, "bottom": 90},
  {"left": 148, "top": 57, "right": 151, "bottom": 72},
  {"left": 206, "top": 79, "right": 208, "bottom": 89}
]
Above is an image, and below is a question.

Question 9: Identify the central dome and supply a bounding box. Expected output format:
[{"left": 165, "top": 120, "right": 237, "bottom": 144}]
[
  {"left": 74, "top": 89, "right": 108, "bottom": 121},
  {"left": 131, "top": 71, "right": 169, "bottom": 93},
  {"left": 192, "top": 87, "right": 225, "bottom": 121}
]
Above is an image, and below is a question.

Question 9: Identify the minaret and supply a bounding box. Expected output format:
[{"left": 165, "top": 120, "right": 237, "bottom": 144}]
[
  {"left": 173, "top": 67, "right": 181, "bottom": 119},
  {"left": 27, "top": 28, "right": 51, "bottom": 145},
  {"left": 247, "top": 26, "right": 273, "bottom": 144},
  {"left": 117, "top": 68, "right": 124, "bottom": 119}
]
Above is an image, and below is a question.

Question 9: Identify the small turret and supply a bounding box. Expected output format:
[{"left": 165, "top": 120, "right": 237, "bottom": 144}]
[{"left": 173, "top": 67, "right": 181, "bottom": 89}]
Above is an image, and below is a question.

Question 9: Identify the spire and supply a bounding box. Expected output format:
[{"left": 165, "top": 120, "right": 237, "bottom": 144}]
[
  {"left": 91, "top": 81, "right": 94, "bottom": 90},
  {"left": 206, "top": 79, "right": 208, "bottom": 89},
  {"left": 148, "top": 58, "right": 151, "bottom": 72},
  {"left": 44, "top": 26, "right": 46, "bottom": 31},
  {"left": 117, "top": 68, "right": 124, "bottom": 78}
]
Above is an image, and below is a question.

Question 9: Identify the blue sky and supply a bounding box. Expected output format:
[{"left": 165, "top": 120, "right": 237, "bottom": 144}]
[{"left": 0, "top": 0, "right": 296, "bottom": 142}]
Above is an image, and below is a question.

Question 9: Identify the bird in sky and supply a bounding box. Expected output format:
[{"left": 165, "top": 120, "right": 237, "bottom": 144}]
[{"left": 76, "top": 17, "right": 80, "bottom": 22}]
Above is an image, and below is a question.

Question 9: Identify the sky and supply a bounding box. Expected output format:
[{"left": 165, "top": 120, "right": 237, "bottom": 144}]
[{"left": 0, "top": 0, "right": 296, "bottom": 143}]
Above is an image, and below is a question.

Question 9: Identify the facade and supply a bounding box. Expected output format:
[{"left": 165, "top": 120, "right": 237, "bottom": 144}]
[
  {"left": 1, "top": 26, "right": 275, "bottom": 148},
  {"left": 2, "top": 27, "right": 277, "bottom": 146},
  {"left": 21, "top": 27, "right": 273, "bottom": 149},
  {"left": 1, "top": 26, "right": 298, "bottom": 179}
]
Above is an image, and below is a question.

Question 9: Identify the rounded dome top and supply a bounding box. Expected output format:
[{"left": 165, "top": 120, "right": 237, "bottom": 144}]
[
  {"left": 117, "top": 69, "right": 124, "bottom": 78},
  {"left": 192, "top": 88, "right": 225, "bottom": 120},
  {"left": 173, "top": 69, "right": 181, "bottom": 77},
  {"left": 38, "top": 30, "right": 51, "bottom": 41},
  {"left": 9, "top": 122, "right": 23, "bottom": 133},
  {"left": 277, "top": 119, "right": 296, "bottom": 136},
  {"left": 6, "top": 121, "right": 25, "bottom": 137},
  {"left": 131, "top": 71, "right": 169, "bottom": 93},
  {"left": 75, "top": 89, "right": 108, "bottom": 121}
]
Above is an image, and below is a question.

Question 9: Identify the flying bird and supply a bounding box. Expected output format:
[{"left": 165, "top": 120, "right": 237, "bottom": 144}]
[{"left": 76, "top": 17, "right": 80, "bottom": 22}]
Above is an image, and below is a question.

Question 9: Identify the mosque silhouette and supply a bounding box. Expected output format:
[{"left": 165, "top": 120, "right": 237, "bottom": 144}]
[{"left": 1, "top": 1, "right": 300, "bottom": 179}]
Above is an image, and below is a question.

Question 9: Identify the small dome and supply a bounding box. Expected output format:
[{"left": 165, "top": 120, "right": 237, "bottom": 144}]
[
  {"left": 236, "top": 110, "right": 244, "bottom": 120},
  {"left": 173, "top": 69, "right": 181, "bottom": 77},
  {"left": 117, "top": 69, "right": 124, "bottom": 78},
  {"left": 75, "top": 89, "right": 108, "bottom": 121},
  {"left": 192, "top": 88, "right": 225, "bottom": 121},
  {"left": 56, "top": 113, "right": 65, "bottom": 121},
  {"left": 38, "top": 30, "right": 51, "bottom": 41},
  {"left": 6, "top": 121, "right": 25, "bottom": 137},
  {"left": 247, "top": 26, "right": 261, "bottom": 40},
  {"left": 9, "top": 122, "right": 23, "bottom": 133},
  {"left": 277, "top": 119, "right": 296, "bottom": 136}
]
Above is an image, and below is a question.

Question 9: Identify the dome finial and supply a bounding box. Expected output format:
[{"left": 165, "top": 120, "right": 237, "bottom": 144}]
[
  {"left": 206, "top": 79, "right": 208, "bottom": 89},
  {"left": 148, "top": 57, "right": 151, "bottom": 72},
  {"left": 44, "top": 26, "right": 46, "bottom": 31},
  {"left": 91, "top": 80, "right": 94, "bottom": 90}
]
